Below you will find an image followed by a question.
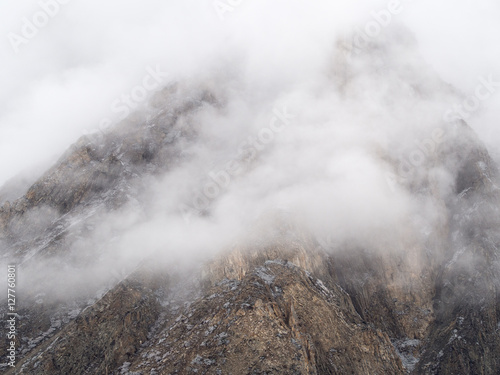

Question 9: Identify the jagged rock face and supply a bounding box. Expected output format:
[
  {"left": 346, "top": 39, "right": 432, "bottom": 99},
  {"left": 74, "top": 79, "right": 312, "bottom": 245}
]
[
  {"left": 127, "top": 258, "right": 404, "bottom": 375},
  {"left": 18, "top": 276, "right": 162, "bottom": 375},
  {"left": 11, "top": 245, "right": 408, "bottom": 375},
  {"left": 4, "top": 211, "right": 499, "bottom": 375},
  {"left": 0, "top": 84, "right": 216, "bottom": 250},
  {"left": 1, "top": 32, "right": 500, "bottom": 374}
]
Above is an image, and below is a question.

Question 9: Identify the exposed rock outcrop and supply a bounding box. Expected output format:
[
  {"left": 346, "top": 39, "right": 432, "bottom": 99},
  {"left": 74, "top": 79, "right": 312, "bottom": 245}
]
[{"left": 1, "top": 29, "right": 500, "bottom": 375}]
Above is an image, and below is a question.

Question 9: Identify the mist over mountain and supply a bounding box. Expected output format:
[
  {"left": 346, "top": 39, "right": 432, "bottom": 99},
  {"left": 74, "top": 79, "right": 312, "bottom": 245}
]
[{"left": 1, "top": 1, "right": 500, "bottom": 374}]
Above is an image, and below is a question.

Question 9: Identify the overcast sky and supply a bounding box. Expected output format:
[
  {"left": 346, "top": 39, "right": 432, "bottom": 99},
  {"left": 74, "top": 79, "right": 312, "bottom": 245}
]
[{"left": 0, "top": 0, "right": 499, "bottom": 187}]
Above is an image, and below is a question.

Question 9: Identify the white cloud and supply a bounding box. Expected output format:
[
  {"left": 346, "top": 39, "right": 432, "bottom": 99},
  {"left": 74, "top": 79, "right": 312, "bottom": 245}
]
[{"left": 0, "top": 1, "right": 499, "bottom": 293}]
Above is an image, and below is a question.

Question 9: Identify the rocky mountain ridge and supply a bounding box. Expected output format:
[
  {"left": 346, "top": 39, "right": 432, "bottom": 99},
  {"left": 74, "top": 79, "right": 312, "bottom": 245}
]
[{"left": 1, "top": 30, "right": 500, "bottom": 374}]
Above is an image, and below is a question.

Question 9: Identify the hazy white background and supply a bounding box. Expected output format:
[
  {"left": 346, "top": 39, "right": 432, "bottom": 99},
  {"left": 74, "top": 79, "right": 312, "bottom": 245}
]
[{"left": 0, "top": 0, "right": 499, "bottom": 188}]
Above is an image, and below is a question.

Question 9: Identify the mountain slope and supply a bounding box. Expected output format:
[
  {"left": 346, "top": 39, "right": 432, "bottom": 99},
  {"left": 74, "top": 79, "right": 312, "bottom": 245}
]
[{"left": 1, "top": 27, "right": 500, "bottom": 374}]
